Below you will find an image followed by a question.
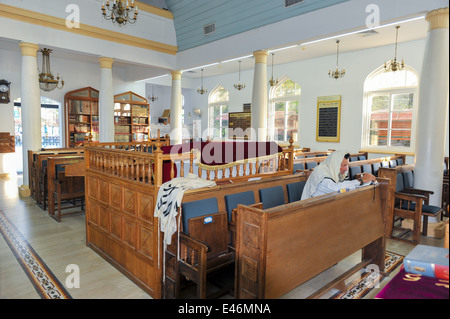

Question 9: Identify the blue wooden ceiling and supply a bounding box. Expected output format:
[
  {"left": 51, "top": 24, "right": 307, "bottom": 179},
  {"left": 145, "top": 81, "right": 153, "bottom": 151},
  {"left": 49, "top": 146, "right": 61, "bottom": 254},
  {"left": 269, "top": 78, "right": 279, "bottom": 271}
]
[{"left": 142, "top": 0, "right": 349, "bottom": 52}]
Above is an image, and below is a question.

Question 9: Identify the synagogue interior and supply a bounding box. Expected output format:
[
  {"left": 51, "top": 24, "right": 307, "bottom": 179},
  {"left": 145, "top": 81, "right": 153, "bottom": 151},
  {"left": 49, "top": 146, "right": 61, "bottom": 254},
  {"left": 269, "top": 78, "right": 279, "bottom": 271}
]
[{"left": 0, "top": 0, "right": 448, "bottom": 304}]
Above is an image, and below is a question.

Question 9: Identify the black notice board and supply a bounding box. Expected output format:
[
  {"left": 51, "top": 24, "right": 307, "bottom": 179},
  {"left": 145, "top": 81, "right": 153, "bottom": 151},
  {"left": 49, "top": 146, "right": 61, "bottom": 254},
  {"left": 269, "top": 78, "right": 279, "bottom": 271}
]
[{"left": 316, "top": 95, "right": 341, "bottom": 142}]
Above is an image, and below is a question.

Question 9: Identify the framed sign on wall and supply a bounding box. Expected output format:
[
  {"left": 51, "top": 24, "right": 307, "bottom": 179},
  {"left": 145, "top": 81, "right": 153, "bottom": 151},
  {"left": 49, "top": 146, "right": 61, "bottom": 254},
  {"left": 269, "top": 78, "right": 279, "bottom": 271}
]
[
  {"left": 316, "top": 95, "right": 341, "bottom": 143},
  {"left": 228, "top": 112, "right": 251, "bottom": 140}
]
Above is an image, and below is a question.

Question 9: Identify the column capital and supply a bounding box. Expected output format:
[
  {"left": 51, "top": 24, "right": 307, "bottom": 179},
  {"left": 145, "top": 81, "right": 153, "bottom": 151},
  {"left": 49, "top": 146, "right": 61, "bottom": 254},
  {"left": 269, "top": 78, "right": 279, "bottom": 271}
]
[
  {"left": 19, "top": 42, "right": 39, "bottom": 57},
  {"left": 99, "top": 57, "right": 114, "bottom": 69},
  {"left": 426, "top": 7, "right": 449, "bottom": 30},
  {"left": 171, "top": 70, "right": 182, "bottom": 80},
  {"left": 253, "top": 50, "right": 268, "bottom": 64}
]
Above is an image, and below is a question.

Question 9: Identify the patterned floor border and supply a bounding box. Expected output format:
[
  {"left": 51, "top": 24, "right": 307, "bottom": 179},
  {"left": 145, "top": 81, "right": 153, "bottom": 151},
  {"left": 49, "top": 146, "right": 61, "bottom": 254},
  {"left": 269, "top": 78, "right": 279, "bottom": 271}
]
[
  {"left": 0, "top": 210, "right": 72, "bottom": 299},
  {"left": 331, "top": 251, "right": 404, "bottom": 299}
]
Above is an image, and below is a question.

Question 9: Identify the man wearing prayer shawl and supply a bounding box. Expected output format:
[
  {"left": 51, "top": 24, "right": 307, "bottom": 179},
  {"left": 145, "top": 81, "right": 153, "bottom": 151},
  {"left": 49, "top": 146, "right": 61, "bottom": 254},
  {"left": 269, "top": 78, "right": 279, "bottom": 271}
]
[{"left": 301, "top": 151, "right": 377, "bottom": 200}]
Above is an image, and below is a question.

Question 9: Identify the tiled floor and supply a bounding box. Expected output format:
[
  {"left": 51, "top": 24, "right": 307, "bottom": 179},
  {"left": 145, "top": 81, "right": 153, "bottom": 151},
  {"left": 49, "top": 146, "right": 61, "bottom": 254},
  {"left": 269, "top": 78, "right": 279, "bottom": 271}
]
[{"left": 0, "top": 174, "right": 446, "bottom": 299}]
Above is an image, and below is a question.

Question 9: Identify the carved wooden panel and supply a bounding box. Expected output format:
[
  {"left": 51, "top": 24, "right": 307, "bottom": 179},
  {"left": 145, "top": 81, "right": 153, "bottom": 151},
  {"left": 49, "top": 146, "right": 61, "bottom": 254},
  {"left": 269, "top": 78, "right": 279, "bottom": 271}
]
[
  {"left": 123, "top": 217, "right": 137, "bottom": 249},
  {"left": 99, "top": 180, "right": 109, "bottom": 204},
  {"left": 138, "top": 224, "right": 154, "bottom": 261},
  {"left": 137, "top": 192, "right": 154, "bottom": 225},
  {"left": 99, "top": 204, "right": 110, "bottom": 233},
  {"left": 110, "top": 209, "right": 122, "bottom": 241},
  {"left": 124, "top": 188, "right": 136, "bottom": 216},
  {"left": 88, "top": 201, "right": 99, "bottom": 226},
  {"left": 110, "top": 183, "right": 122, "bottom": 210},
  {"left": 87, "top": 176, "right": 98, "bottom": 200}
]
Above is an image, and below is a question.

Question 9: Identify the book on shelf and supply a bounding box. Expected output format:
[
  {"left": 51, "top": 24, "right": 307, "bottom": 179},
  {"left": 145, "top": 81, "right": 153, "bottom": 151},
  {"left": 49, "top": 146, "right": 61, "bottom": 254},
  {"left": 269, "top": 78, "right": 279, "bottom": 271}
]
[{"left": 403, "top": 245, "right": 449, "bottom": 280}]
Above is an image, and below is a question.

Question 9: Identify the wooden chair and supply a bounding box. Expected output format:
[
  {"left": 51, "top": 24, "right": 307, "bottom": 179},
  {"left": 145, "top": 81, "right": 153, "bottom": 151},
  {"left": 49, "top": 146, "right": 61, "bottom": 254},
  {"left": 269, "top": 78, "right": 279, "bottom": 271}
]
[
  {"left": 48, "top": 158, "right": 85, "bottom": 222},
  {"left": 225, "top": 191, "right": 256, "bottom": 248},
  {"left": 177, "top": 197, "right": 235, "bottom": 299}
]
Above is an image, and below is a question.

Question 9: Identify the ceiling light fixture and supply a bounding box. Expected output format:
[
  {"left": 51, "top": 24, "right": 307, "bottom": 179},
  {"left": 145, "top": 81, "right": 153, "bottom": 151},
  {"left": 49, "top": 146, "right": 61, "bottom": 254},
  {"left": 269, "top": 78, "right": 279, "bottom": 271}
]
[
  {"left": 384, "top": 26, "right": 404, "bottom": 72},
  {"left": 148, "top": 85, "right": 158, "bottom": 102},
  {"left": 38, "top": 48, "right": 64, "bottom": 92},
  {"left": 101, "top": 0, "right": 138, "bottom": 26},
  {"left": 234, "top": 61, "right": 246, "bottom": 91},
  {"left": 269, "top": 53, "right": 279, "bottom": 87},
  {"left": 197, "top": 69, "right": 207, "bottom": 95},
  {"left": 329, "top": 40, "right": 345, "bottom": 79}
]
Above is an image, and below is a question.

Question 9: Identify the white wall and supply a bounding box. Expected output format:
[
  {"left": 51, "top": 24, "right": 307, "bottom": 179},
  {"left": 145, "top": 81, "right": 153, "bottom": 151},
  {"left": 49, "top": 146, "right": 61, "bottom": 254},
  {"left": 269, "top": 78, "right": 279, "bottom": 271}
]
[{"left": 185, "top": 38, "right": 449, "bottom": 162}]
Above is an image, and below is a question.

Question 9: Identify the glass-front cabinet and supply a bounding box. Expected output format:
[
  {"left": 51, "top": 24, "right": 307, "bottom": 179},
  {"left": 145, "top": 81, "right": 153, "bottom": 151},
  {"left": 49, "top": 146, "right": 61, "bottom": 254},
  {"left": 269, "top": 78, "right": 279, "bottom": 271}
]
[{"left": 114, "top": 91, "right": 150, "bottom": 142}]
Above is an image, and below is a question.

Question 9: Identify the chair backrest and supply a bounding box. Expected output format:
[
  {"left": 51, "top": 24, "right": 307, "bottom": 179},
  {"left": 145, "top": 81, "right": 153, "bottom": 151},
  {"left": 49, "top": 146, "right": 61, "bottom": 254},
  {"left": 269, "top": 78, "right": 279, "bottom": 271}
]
[
  {"left": 181, "top": 197, "right": 219, "bottom": 235},
  {"left": 358, "top": 156, "right": 367, "bottom": 161},
  {"left": 402, "top": 170, "right": 414, "bottom": 189},
  {"left": 305, "top": 162, "right": 317, "bottom": 170},
  {"left": 350, "top": 157, "right": 358, "bottom": 162},
  {"left": 362, "top": 164, "right": 372, "bottom": 175},
  {"left": 224, "top": 191, "right": 255, "bottom": 221},
  {"left": 395, "top": 173, "right": 404, "bottom": 192},
  {"left": 372, "top": 162, "right": 381, "bottom": 176},
  {"left": 381, "top": 161, "right": 389, "bottom": 168},
  {"left": 389, "top": 160, "right": 397, "bottom": 168},
  {"left": 286, "top": 181, "right": 306, "bottom": 203},
  {"left": 259, "top": 186, "right": 285, "bottom": 209},
  {"left": 349, "top": 166, "right": 361, "bottom": 180},
  {"left": 293, "top": 163, "right": 305, "bottom": 172},
  {"left": 396, "top": 158, "right": 404, "bottom": 166}
]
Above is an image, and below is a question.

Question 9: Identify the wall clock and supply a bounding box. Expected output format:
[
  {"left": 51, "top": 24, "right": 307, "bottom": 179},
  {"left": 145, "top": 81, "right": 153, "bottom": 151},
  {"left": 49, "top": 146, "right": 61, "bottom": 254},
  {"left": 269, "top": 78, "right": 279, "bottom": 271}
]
[{"left": 0, "top": 80, "right": 11, "bottom": 104}]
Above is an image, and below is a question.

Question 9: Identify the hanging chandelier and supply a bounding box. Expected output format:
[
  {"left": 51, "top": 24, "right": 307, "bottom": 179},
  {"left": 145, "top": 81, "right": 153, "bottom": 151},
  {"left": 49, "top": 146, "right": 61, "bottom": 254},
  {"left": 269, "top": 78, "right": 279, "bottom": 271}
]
[
  {"left": 234, "top": 61, "right": 246, "bottom": 91},
  {"left": 269, "top": 53, "right": 279, "bottom": 87},
  {"left": 329, "top": 40, "right": 345, "bottom": 79},
  {"left": 38, "top": 48, "right": 64, "bottom": 92},
  {"left": 197, "top": 69, "right": 207, "bottom": 95},
  {"left": 384, "top": 26, "right": 404, "bottom": 72},
  {"left": 148, "top": 85, "right": 158, "bottom": 102},
  {"left": 101, "top": 0, "right": 138, "bottom": 26}
]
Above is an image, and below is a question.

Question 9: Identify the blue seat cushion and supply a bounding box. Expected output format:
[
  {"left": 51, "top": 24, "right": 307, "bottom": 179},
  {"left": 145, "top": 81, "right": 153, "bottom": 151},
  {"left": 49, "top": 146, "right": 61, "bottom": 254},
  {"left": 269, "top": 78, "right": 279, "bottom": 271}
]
[
  {"left": 181, "top": 197, "right": 219, "bottom": 234},
  {"left": 293, "top": 163, "right": 305, "bottom": 172},
  {"left": 259, "top": 186, "right": 285, "bottom": 209},
  {"left": 362, "top": 164, "right": 372, "bottom": 174},
  {"left": 402, "top": 171, "right": 414, "bottom": 189},
  {"left": 287, "top": 181, "right": 306, "bottom": 203},
  {"left": 305, "top": 162, "right": 317, "bottom": 170},
  {"left": 358, "top": 156, "right": 367, "bottom": 161},
  {"left": 400, "top": 202, "right": 441, "bottom": 216},
  {"left": 350, "top": 157, "right": 358, "bottom": 162},
  {"left": 224, "top": 191, "right": 255, "bottom": 221},
  {"left": 372, "top": 162, "right": 381, "bottom": 176},
  {"left": 349, "top": 166, "right": 361, "bottom": 180},
  {"left": 395, "top": 173, "right": 404, "bottom": 192}
]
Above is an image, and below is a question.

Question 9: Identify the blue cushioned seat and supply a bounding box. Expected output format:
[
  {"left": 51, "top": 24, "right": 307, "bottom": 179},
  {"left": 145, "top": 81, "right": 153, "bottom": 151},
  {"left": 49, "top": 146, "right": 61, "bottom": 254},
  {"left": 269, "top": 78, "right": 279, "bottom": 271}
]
[
  {"left": 381, "top": 161, "right": 389, "bottom": 168},
  {"left": 349, "top": 166, "right": 362, "bottom": 180},
  {"left": 286, "top": 181, "right": 306, "bottom": 203},
  {"left": 358, "top": 156, "right": 367, "bottom": 161},
  {"left": 402, "top": 171, "right": 414, "bottom": 189},
  {"left": 350, "top": 157, "right": 358, "bottom": 162},
  {"left": 293, "top": 163, "right": 305, "bottom": 173},
  {"left": 362, "top": 164, "right": 372, "bottom": 175},
  {"left": 224, "top": 191, "right": 255, "bottom": 221},
  {"left": 181, "top": 197, "right": 219, "bottom": 235},
  {"left": 259, "top": 186, "right": 285, "bottom": 209},
  {"left": 390, "top": 160, "right": 397, "bottom": 168},
  {"left": 372, "top": 162, "right": 381, "bottom": 176},
  {"left": 305, "top": 162, "right": 317, "bottom": 170},
  {"left": 396, "top": 158, "right": 404, "bottom": 166}
]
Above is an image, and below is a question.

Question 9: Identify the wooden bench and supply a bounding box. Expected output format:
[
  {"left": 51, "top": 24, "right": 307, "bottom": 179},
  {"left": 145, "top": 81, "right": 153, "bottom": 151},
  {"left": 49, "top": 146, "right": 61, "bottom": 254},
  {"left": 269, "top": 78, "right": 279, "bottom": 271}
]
[
  {"left": 234, "top": 179, "right": 389, "bottom": 299},
  {"left": 293, "top": 151, "right": 370, "bottom": 175},
  {"left": 47, "top": 155, "right": 85, "bottom": 222}
]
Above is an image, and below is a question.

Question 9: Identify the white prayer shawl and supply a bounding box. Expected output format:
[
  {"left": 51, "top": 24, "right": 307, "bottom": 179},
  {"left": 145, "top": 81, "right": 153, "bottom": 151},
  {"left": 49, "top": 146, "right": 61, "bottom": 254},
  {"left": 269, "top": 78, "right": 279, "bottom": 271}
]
[
  {"left": 301, "top": 151, "right": 349, "bottom": 200},
  {"left": 154, "top": 173, "right": 216, "bottom": 246}
]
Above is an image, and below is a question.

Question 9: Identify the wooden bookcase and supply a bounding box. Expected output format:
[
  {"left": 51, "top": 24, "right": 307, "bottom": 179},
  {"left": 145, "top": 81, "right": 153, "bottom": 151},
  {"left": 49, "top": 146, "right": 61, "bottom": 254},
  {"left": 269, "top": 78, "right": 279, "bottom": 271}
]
[
  {"left": 64, "top": 87, "right": 99, "bottom": 147},
  {"left": 114, "top": 91, "right": 150, "bottom": 142}
]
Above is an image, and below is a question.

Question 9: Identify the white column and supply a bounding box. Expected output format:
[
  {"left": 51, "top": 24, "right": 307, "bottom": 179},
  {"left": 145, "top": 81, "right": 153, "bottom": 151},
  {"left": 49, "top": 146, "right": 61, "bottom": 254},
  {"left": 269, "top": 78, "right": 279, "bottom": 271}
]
[
  {"left": 98, "top": 57, "right": 115, "bottom": 143},
  {"left": 414, "top": 7, "right": 449, "bottom": 207},
  {"left": 251, "top": 50, "right": 268, "bottom": 141},
  {"left": 19, "top": 42, "right": 41, "bottom": 197},
  {"left": 170, "top": 70, "right": 182, "bottom": 144}
]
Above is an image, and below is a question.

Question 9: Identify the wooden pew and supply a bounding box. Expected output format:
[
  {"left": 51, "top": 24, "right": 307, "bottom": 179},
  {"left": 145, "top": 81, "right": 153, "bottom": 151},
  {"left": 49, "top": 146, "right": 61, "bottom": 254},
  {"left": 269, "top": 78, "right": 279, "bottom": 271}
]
[
  {"left": 47, "top": 155, "right": 85, "bottom": 222},
  {"left": 234, "top": 180, "right": 389, "bottom": 299}
]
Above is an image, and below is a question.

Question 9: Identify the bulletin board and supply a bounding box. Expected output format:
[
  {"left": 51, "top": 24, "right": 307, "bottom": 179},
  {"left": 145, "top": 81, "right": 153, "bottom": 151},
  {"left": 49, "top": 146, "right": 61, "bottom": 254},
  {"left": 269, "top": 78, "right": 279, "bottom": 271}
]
[{"left": 316, "top": 95, "right": 341, "bottom": 143}]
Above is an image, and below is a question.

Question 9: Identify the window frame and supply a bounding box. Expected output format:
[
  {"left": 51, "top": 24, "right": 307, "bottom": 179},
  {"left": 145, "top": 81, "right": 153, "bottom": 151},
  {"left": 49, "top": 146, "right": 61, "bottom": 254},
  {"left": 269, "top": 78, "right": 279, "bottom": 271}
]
[
  {"left": 362, "top": 65, "right": 419, "bottom": 153},
  {"left": 268, "top": 77, "right": 301, "bottom": 143},
  {"left": 208, "top": 85, "right": 229, "bottom": 140}
]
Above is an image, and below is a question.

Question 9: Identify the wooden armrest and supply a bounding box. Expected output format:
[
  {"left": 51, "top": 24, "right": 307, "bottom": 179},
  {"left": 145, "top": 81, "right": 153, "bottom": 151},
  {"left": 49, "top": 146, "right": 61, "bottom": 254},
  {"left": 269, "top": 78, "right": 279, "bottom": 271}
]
[
  {"left": 395, "top": 192, "right": 427, "bottom": 202},
  {"left": 179, "top": 233, "right": 209, "bottom": 253},
  {"left": 403, "top": 187, "right": 434, "bottom": 196}
]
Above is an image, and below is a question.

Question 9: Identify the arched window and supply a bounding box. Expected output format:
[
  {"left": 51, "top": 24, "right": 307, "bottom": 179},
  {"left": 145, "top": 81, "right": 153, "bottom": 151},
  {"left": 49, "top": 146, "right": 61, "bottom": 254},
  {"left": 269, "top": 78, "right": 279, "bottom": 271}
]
[
  {"left": 208, "top": 85, "right": 229, "bottom": 139},
  {"left": 268, "top": 78, "right": 301, "bottom": 142},
  {"left": 362, "top": 65, "right": 419, "bottom": 151}
]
